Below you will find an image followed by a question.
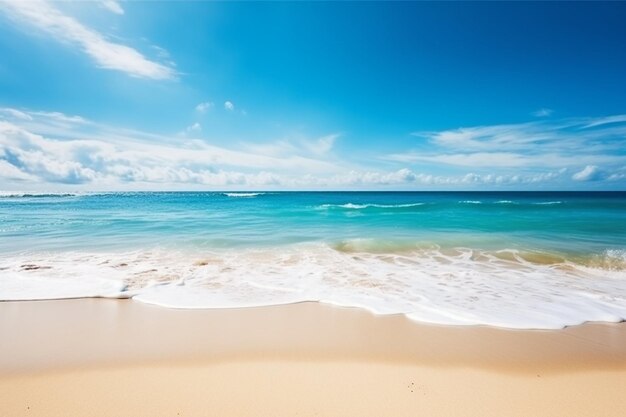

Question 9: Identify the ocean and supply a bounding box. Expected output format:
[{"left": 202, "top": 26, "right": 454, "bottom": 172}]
[{"left": 1, "top": 191, "right": 625, "bottom": 329}]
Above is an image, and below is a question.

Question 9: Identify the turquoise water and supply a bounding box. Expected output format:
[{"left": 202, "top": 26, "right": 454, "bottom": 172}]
[
  {"left": 1, "top": 191, "right": 625, "bottom": 255},
  {"left": 1, "top": 191, "right": 625, "bottom": 329}
]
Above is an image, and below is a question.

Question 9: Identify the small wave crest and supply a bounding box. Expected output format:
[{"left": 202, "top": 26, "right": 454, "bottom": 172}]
[
  {"left": 317, "top": 202, "right": 425, "bottom": 210},
  {"left": 533, "top": 201, "right": 563, "bottom": 205},
  {"left": 458, "top": 200, "right": 482, "bottom": 204},
  {"left": 223, "top": 192, "right": 265, "bottom": 198}
]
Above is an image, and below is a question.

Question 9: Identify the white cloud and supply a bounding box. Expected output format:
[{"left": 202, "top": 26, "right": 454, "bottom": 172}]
[
  {"left": 608, "top": 172, "right": 626, "bottom": 181},
  {"left": 307, "top": 133, "right": 339, "bottom": 155},
  {"left": 182, "top": 122, "right": 201, "bottom": 135},
  {"left": 243, "top": 134, "right": 340, "bottom": 158},
  {"left": 100, "top": 0, "right": 124, "bottom": 15},
  {"left": 1, "top": 108, "right": 624, "bottom": 190},
  {"left": 388, "top": 152, "right": 528, "bottom": 167},
  {"left": 532, "top": 108, "right": 553, "bottom": 117},
  {"left": 572, "top": 165, "right": 604, "bottom": 182},
  {"left": 422, "top": 115, "right": 626, "bottom": 151},
  {"left": 581, "top": 115, "right": 626, "bottom": 129},
  {"left": 400, "top": 115, "right": 626, "bottom": 170},
  {"left": 0, "top": 159, "right": 35, "bottom": 181},
  {"left": 0, "top": 108, "right": 32, "bottom": 121},
  {"left": 224, "top": 101, "right": 235, "bottom": 111},
  {"left": 387, "top": 151, "right": 621, "bottom": 168},
  {"left": 0, "top": 109, "right": 344, "bottom": 188},
  {"left": 0, "top": 119, "right": 570, "bottom": 190},
  {"left": 243, "top": 140, "right": 297, "bottom": 158},
  {"left": 1, "top": 0, "right": 175, "bottom": 80},
  {"left": 0, "top": 121, "right": 98, "bottom": 184},
  {"left": 325, "top": 168, "right": 568, "bottom": 188},
  {"left": 195, "top": 102, "right": 214, "bottom": 113},
  {"left": 30, "top": 111, "right": 88, "bottom": 124}
]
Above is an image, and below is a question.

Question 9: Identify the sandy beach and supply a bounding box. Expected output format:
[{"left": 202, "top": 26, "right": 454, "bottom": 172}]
[
  {"left": 1, "top": 299, "right": 626, "bottom": 417},
  {"left": 2, "top": 0, "right": 626, "bottom": 415}
]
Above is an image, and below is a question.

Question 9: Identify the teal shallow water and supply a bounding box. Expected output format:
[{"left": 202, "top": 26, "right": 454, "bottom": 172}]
[
  {"left": 1, "top": 191, "right": 625, "bottom": 329},
  {"left": 1, "top": 191, "right": 625, "bottom": 257}
]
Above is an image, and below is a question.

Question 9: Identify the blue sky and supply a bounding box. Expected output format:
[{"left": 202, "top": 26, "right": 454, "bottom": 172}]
[{"left": 0, "top": 1, "right": 625, "bottom": 190}]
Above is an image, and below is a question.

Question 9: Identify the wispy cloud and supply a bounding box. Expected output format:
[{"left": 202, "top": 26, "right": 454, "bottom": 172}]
[
  {"left": 195, "top": 102, "right": 214, "bottom": 113},
  {"left": 0, "top": 0, "right": 175, "bottom": 80},
  {"left": 100, "top": 0, "right": 124, "bottom": 15},
  {"left": 307, "top": 133, "right": 339, "bottom": 155},
  {"left": 243, "top": 133, "right": 340, "bottom": 158},
  {"left": 390, "top": 115, "right": 626, "bottom": 173},
  {"left": 224, "top": 101, "right": 235, "bottom": 111},
  {"left": 0, "top": 108, "right": 32, "bottom": 121},
  {"left": 1, "top": 108, "right": 624, "bottom": 190},
  {"left": 388, "top": 151, "right": 621, "bottom": 169},
  {"left": 30, "top": 111, "right": 88, "bottom": 125},
  {"left": 0, "top": 108, "right": 344, "bottom": 188},
  {"left": 581, "top": 115, "right": 626, "bottom": 129},
  {"left": 532, "top": 108, "right": 553, "bottom": 117},
  {"left": 0, "top": 115, "right": 572, "bottom": 189},
  {"left": 180, "top": 122, "right": 202, "bottom": 136}
]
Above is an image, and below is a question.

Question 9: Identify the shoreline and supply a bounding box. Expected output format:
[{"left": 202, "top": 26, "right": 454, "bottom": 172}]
[{"left": 2, "top": 299, "right": 626, "bottom": 416}]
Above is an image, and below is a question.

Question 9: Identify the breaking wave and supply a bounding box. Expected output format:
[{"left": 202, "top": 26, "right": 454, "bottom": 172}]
[
  {"left": 2, "top": 243, "right": 625, "bottom": 330},
  {"left": 317, "top": 203, "right": 426, "bottom": 210},
  {"left": 223, "top": 192, "right": 265, "bottom": 198}
]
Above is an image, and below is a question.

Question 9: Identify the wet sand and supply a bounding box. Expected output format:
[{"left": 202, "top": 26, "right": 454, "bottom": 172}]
[{"left": 1, "top": 299, "right": 626, "bottom": 416}]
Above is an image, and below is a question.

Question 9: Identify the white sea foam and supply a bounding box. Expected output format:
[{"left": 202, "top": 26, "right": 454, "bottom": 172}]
[
  {"left": 223, "top": 192, "right": 264, "bottom": 198},
  {"left": 2, "top": 245, "right": 625, "bottom": 329},
  {"left": 495, "top": 200, "right": 516, "bottom": 204},
  {"left": 534, "top": 201, "right": 563, "bottom": 205},
  {"left": 317, "top": 203, "right": 425, "bottom": 209},
  {"left": 0, "top": 266, "right": 125, "bottom": 300},
  {"left": 458, "top": 200, "right": 482, "bottom": 204}
]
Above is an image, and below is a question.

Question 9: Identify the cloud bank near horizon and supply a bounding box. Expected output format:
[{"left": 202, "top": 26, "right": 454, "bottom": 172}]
[{"left": 0, "top": 107, "right": 624, "bottom": 191}]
